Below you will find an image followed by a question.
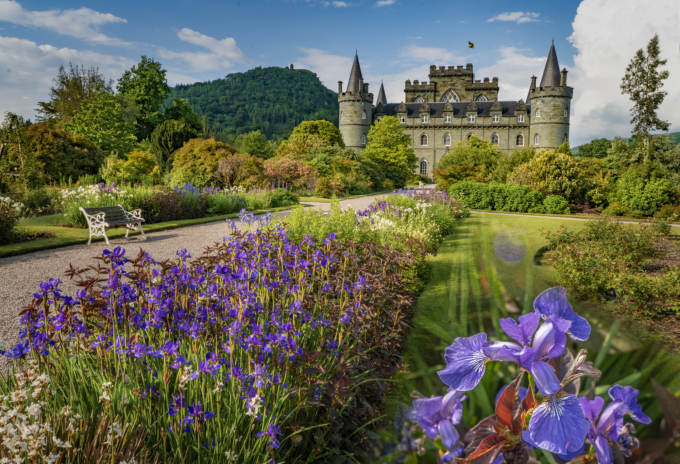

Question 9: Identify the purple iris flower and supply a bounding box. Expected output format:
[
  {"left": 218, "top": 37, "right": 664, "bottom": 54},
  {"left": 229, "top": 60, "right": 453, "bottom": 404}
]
[
  {"left": 183, "top": 402, "right": 215, "bottom": 425},
  {"left": 580, "top": 385, "right": 649, "bottom": 463},
  {"left": 405, "top": 390, "right": 466, "bottom": 451},
  {"left": 256, "top": 423, "right": 283, "bottom": 449},
  {"left": 534, "top": 287, "right": 591, "bottom": 341}
]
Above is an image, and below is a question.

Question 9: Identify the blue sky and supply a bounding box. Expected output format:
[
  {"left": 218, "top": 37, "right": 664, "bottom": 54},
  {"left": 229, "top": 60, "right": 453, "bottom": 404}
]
[{"left": 0, "top": 0, "right": 678, "bottom": 145}]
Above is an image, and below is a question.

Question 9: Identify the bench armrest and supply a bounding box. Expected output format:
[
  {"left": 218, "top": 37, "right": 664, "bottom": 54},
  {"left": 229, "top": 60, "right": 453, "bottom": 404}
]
[
  {"left": 79, "top": 207, "right": 107, "bottom": 226},
  {"left": 124, "top": 208, "right": 144, "bottom": 221}
]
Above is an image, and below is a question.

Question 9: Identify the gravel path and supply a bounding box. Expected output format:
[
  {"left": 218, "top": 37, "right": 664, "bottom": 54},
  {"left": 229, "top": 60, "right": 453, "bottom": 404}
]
[{"left": 0, "top": 193, "right": 388, "bottom": 364}]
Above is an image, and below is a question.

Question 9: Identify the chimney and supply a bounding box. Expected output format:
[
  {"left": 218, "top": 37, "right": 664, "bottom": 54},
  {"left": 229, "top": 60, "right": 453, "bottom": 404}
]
[
  {"left": 338, "top": 81, "right": 343, "bottom": 94},
  {"left": 364, "top": 83, "right": 369, "bottom": 93},
  {"left": 530, "top": 75, "right": 537, "bottom": 91},
  {"left": 358, "top": 78, "right": 364, "bottom": 94},
  {"left": 560, "top": 68, "right": 568, "bottom": 87}
]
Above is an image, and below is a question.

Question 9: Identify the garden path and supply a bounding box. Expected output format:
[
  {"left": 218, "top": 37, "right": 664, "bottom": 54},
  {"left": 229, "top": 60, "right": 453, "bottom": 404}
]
[{"left": 0, "top": 192, "right": 390, "bottom": 367}]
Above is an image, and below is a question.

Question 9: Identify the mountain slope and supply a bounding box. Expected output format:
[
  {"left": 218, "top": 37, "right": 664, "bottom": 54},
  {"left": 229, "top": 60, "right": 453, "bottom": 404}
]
[{"left": 170, "top": 67, "right": 339, "bottom": 142}]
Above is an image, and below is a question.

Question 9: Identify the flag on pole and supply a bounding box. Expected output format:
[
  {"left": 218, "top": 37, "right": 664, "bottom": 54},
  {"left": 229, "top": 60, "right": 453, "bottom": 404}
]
[{"left": 468, "top": 42, "right": 475, "bottom": 49}]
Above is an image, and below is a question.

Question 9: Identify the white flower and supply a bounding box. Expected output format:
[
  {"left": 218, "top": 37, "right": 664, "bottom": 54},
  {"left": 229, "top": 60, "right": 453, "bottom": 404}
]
[
  {"left": 99, "top": 392, "right": 111, "bottom": 403},
  {"left": 26, "top": 403, "right": 41, "bottom": 418},
  {"left": 224, "top": 451, "right": 238, "bottom": 461}
]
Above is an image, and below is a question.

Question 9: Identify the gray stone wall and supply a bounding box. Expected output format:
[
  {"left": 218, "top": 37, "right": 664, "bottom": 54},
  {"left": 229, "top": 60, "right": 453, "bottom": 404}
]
[
  {"left": 528, "top": 87, "right": 572, "bottom": 149},
  {"left": 339, "top": 95, "right": 373, "bottom": 153}
]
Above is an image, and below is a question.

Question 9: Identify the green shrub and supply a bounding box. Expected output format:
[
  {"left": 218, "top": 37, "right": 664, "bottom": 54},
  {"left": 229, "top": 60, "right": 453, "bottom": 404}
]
[
  {"left": 603, "top": 202, "right": 631, "bottom": 217},
  {"left": 205, "top": 193, "right": 246, "bottom": 215},
  {"left": 654, "top": 204, "right": 680, "bottom": 221},
  {"left": 507, "top": 145, "right": 583, "bottom": 201},
  {"left": 449, "top": 181, "right": 545, "bottom": 213},
  {"left": 543, "top": 195, "right": 570, "bottom": 214},
  {"left": 449, "top": 181, "right": 494, "bottom": 209},
  {"left": 315, "top": 177, "right": 332, "bottom": 198},
  {"left": 384, "top": 179, "right": 395, "bottom": 191},
  {"left": 269, "top": 188, "right": 299, "bottom": 208},
  {"left": 614, "top": 163, "right": 676, "bottom": 216},
  {"left": 0, "top": 197, "right": 24, "bottom": 245},
  {"left": 23, "top": 189, "right": 58, "bottom": 216},
  {"left": 170, "top": 138, "right": 235, "bottom": 188}
]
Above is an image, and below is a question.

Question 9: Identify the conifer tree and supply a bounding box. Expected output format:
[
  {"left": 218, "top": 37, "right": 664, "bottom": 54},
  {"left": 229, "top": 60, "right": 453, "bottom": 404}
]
[{"left": 620, "top": 34, "right": 670, "bottom": 162}]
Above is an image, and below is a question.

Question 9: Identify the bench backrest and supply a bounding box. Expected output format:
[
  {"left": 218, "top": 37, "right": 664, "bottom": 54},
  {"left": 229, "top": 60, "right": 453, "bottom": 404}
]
[{"left": 81, "top": 205, "right": 128, "bottom": 222}]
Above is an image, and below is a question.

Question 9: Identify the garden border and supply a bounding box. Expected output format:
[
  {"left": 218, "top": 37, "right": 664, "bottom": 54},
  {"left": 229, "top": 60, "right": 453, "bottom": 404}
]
[{"left": 470, "top": 209, "right": 680, "bottom": 227}]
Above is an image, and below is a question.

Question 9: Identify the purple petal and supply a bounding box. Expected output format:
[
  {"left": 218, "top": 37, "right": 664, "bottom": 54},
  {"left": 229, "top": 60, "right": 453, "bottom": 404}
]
[
  {"left": 406, "top": 396, "right": 442, "bottom": 422},
  {"left": 531, "top": 360, "right": 563, "bottom": 395},
  {"left": 579, "top": 396, "right": 604, "bottom": 424},
  {"left": 499, "top": 312, "right": 540, "bottom": 346},
  {"left": 532, "top": 321, "right": 566, "bottom": 360},
  {"left": 593, "top": 434, "right": 614, "bottom": 464},
  {"left": 494, "top": 345, "right": 535, "bottom": 371},
  {"left": 534, "top": 286, "right": 591, "bottom": 341},
  {"left": 438, "top": 419, "right": 460, "bottom": 449},
  {"left": 419, "top": 418, "right": 439, "bottom": 439},
  {"left": 597, "top": 403, "right": 625, "bottom": 441},
  {"left": 438, "top": 333, "right": 490, "bottom": 391},
  {"left": 483, "top": 341, "right": 523, "bottom": 361},
  {"left": 608, "top": 385, "right": 651, "bottom": 424},
  {"left": 529, "top": 392, "right": 590, "bottom": 454},
  {"left": 441, "top": 390, "right": 465, "bottom": 419}
]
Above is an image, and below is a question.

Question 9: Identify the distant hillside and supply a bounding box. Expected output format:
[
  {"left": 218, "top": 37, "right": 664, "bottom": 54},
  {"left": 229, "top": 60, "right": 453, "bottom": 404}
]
[
  {"left": 572, "top": 131, "right": 680, "bottom": 155},
  {"left": 170, "top": 67, "right": 339, "bottom": 142}
]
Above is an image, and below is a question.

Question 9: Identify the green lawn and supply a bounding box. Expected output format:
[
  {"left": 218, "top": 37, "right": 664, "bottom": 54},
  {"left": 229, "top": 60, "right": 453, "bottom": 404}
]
[
  {"left": 382, "top": 213, "right": 679, "bottom": 460},
  {"left": 1, "top": 205, "right": 296, "bottom": 258},
  {"left": 298, "top": 188, "right": 394, "bottom": 204}
]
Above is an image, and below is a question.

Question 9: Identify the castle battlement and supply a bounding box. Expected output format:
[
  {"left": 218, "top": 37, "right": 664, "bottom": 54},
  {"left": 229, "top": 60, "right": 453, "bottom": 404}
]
[
  {"left": 404, "top": 81, "right": 436, "bottom": 90},
  {"left": 428, "top": 64, "right": 474, "bottom": 77},
  {"left": 529, "top": 86, "right": 573, "bottom": 98}
]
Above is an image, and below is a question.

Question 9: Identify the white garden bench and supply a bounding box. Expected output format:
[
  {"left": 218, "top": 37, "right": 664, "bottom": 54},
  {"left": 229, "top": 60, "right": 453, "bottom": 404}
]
[{"left": 79, "top": 205, "right": 146, "bottom": 245}]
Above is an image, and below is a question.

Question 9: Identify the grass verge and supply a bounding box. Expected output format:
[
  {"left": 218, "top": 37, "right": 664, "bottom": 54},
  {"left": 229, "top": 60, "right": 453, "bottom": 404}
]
[
  {"left": 0, "top": 205, "right": 298, "bottom": 259},
  {"left": 470, "top": 209, "right": 680, "bottom": 225}
]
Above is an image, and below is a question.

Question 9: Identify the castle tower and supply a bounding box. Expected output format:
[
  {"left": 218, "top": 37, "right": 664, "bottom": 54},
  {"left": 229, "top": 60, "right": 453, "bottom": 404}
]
[
  {"left": 529, "top": 42, "right": 573, "bottom": 150},
  {"left": 338, "top": 52, "right": 374, "bottom": 153}
]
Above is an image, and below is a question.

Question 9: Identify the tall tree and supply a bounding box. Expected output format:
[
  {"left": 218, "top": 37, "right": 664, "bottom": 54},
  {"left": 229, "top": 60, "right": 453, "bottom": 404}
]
[
  {"left": 150, "top": 119, "right": 197, "bottom": 171},
  {"left": 163, "top": 98, "right": 203, "bottom": 133},
  {"left": 0, "top": 113, "right": 42, "bottom": 188},
  {"left": 621, "top": 34, "right": 670, "bottom": 162},
  {"left": 236, "top": 130, "right": 275, "bottom": 159},
  {"left": 361, "top": 116, "right": 417, "bottom": 188},
  {"left": 117, "top": 56, "right": 171, "bottom": 140},
  {"left": 68, "top": 89, "right": 138, "bottom": 157},
  {"left": 36, "top": 64, "right": 113, "bottom": 127},
  {"left": 575, "top": 138, "right": 612, "bottom": 159}
]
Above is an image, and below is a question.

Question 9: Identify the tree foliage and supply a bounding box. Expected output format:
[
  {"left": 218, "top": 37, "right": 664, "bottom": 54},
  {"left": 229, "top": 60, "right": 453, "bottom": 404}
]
[
  {"left": 236, "top": 130, "right": 276, "bottom": 159},
  {"left": 0, "top": 113, "right": 42, "bottom": 188},
  {"left": 214, "top": 153, "right": 264, "bottom": 188},
  {"left": 437, "top": 135, "right": 504, "bottom": 177},
  {"left": 621, "top": 34, "right": 670, "bottom": 161},
  {"left": 170, "top": 67, "right": 339, "bottom": 141},
  {"left": 288, "top": 120, "right": 344, "bottom": 147},
  {"left": 170, "top": 138, "right": 236, "bottom": 187},
  {"left": 361, "top": 116, "right": 417, "bottom": 188},
  {"left": 36, "top": 64, "right": 114, "bottom": 127},
  {"left": 68, "top": 89, "right": 138, "bottom": 157},
  {"left": 575, "top": 138, "right": 612, "bottom": 159},
  {"left": 163, "top": 98, "right": 204, "bottom": 133},
  {"left": 150, "top": 120, "right": 197, "bottom": 171},
  {"left": 117, "top": 56, "right": 171, "bottom": 139}
]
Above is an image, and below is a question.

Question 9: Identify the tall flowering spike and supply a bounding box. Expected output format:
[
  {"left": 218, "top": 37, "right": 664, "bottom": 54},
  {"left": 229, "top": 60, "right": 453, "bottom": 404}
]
[
  {"left": 499, "top": 312, "right": 540, "bottom": 347},
  {"left": 438, "top": 333, "right": 491, "bottom": 391},
  {"left": 608, "top": 385, "right": 651, "bottom": 424},
  {"left": 529, "top": 391, "right": 590, "bottom": 455},
  {"left": 534, "top": 287, "right": 591, "bottom": 341}
]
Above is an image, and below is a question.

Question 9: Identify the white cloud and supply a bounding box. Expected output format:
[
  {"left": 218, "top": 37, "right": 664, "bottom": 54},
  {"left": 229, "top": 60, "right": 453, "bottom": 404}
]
[
  {"left": 375, "top": 0, "right": 396, "bottom": 6},
  {"left": 159, "top": 28, "right": 252, "bottom": 73},
  {"left": 407, "top": 36, "right": 423, "bottom": 40},
  {"left": 400, "top": 45, "right": 465, "bottom": 64},
  {"left": 476, "top": 46, "right": 547, "bottom": 102},
  {"left": 0, "top": 1, "right": 128, "bottom": 46},
  {"left": 332, "top": 1, "right": 348, "bottom": 6},
  {"left": 293, "top": 47, "right": 353, "bottom": 90},
  {"left": 488, "top": 12, "right": 540, "bottom": 24},
  {"left": 568, "top": 0, "right": 680, "bottom": 145},
  {"left": 0, "top": 36, "right": 134, "bottom": 118}
]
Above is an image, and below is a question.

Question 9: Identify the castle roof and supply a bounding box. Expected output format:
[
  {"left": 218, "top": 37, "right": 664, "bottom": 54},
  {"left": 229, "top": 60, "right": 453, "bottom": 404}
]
[
  {"left": 381, "top": 101, "right": 530, "bottom": 118},
  {"left": 346, "top": 52, "right": 363, "bottom": 93},
  {"left": 539, "top": 42, "right": 561, "bottom": 89},
  {"left": 376, "top": 81, "right": 388, "bottom": 106}
]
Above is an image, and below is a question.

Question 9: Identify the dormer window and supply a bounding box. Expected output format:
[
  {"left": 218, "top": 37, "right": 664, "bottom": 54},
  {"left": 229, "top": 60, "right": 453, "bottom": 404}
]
[
  {"left": 467, "top": 115, "right": 476, "bottom": 123},
  {"left": 445, "top": 115, "right": 451, "bottom": 123},
  {"left": 492, "top": 114, "right": 500, "bottom": 123},
  {"left": 518, "top": 115, "right": 525, "bottom": 123},
  {"left": 421, "top": 115, "right": 429, "bottom": 123},
  {"left": 400, "top": 116, "right": 406, "bottom": 123},
  {"left": 535, "top": 109, "right": 541, "bottom": 118}
]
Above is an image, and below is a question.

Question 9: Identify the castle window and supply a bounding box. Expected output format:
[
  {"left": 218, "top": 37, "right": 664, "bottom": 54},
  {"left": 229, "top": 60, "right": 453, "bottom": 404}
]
[
  {"left": 414, "top": 96, "right": 425, "bottom": 103},
  {"left": 564, "top": 109, "right": 568, "bottom": 118},
  {"left": 534, "top": 134, "right": 540, "bottom": 146},
  {"left": 341, "top": 111, "right": 344, "bottom": 120},
  {"left": 467, "top": 133, "right": 472, "bottom": 141},
  {"left": 445, "top": 115, "right": 451, "bottom": 123},
  {"left": 419, "top": 160, "right": 428, "bottom": 176},
  {"left": 440, "top": 89, "right": 459, "bottom": 103},
  {"left": 491, "top": 134, "right": 499, "bottom": 145},
  {"left": 516, "top": 134, "right": 524, "bottom": 146},
  {"left": 492, "top": 114, "right": 500, "bottom": 123},
  {"left": 518, "top": 115, "right": 525, "bottom": 123},
  {"left": 377, "top": 117, "right": 382, "bottom": 122},
  {"left": 400, "top": 115, "right": 406, "bottom": 124},
  {"left": 467, "top": 115, "right": 476, "bottom": 123},
  {"left": 444, "top": 134, "right": 451, "bottom": 146},
  {"left": 475, "top": 95, "right": 488, "bottom": 102},
  {"left": 361, "top": 134, "right": 367, "bottom": 146},
  {"left": 563, "top": 133, "right": 568, "bottom": 143},
  {"left": 361, "top": 110, "right": 367, "bottom": 120},
  {"left": 421, "top": 115, "right": 429, "bottom": 124},
  {"left": 535, "top": 109, "right": 541, "bottom": 118},
  {"left": 420, "top": 134, "right": 428, "bottom": 146}
]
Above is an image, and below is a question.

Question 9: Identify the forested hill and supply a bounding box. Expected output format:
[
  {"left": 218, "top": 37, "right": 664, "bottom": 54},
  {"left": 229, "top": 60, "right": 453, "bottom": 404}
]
[{"left": 170, "top": 67, "right": 339, "bottom": 142}]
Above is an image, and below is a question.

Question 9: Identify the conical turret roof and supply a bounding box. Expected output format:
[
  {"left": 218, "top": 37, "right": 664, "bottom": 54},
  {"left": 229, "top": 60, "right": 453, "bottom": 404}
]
[
  {"left": 376, "top": 81, "right": 387, "bottom": 106},
  {"left": 346, "top": 52, "right": 363, "bottom": 93},
  {"left": 539, "top": 42, "right": 561, "bottom": 89}
]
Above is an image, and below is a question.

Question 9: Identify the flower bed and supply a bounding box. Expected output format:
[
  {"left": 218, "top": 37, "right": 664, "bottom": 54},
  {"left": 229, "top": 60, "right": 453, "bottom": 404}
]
[
  {"left": 0, "top": 190, "right": 464, "bottom": 463},
  {"left": 0, "top": 196, "right": 25, "bottom": 245}
]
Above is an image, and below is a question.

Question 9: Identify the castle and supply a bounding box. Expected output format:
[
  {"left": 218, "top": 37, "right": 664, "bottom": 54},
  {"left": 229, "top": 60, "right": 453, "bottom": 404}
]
[{"left": 337, "top": 43, "right": 573, "bottom": 178}]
